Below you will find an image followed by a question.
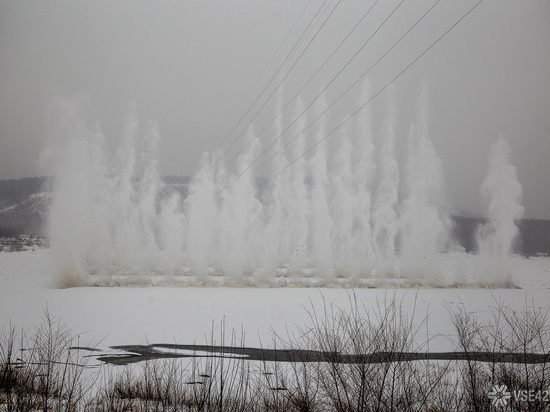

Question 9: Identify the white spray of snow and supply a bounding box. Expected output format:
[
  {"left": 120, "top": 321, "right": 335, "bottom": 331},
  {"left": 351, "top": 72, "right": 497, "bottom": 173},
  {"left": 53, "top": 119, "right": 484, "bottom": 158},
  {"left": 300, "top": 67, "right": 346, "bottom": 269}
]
[
  {"left": 308, "top": 90, "right": 334, "bottom": 276},
  {"left": 477, "top": 136, "right": 524, "bottom": 256},
  {"left": 46, "top": 87, "right": 522, "bottom": 287},
  {"left": 184, "top": 159, "right": 216, "bottom": 278},
  {"left": 216, "top": 126, "right": 263, "bottom": 277},
  {"left": 350, "top": 79, "right": 376, "bottom": 273},
  {"left": 288, "top": 94, "right": 310, "bottom": 272},
  {"left": 399, "top": 88, "right": 449, "bottom": 282},
  {"left": 371, "top": 86, "right": 399, "bottom": 272},
  {"left": 158, "top": 193, "right": 185, "bottom": 275},
  {"left": 329, "top": 116, "right": 354, "bottom": 276},
  {"left": 264, "top": 84, "right": 291, "bottom": 270}
]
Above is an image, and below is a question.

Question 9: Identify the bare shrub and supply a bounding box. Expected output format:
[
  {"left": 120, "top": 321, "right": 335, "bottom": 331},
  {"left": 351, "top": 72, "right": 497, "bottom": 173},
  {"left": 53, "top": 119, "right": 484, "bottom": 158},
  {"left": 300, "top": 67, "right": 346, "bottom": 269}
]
[
  {"left": 452, "top": 299, "right": 550, "bottom": 411},
  {"left": 270, "top": 292, "right": 455, "bottom": 412},
  {"left": 0, "top": 309, "right": 99, "bottom": 412}
]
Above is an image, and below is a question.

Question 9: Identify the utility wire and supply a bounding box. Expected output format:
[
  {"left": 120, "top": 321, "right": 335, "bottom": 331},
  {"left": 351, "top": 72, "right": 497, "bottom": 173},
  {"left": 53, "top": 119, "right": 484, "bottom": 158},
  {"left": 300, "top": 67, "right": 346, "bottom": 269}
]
[
  {"left": 249, "top": 0, "right": 484, "bottom": 194},
  {"left": 210, "top": 0, "right": 342, "bottom": 169},
  {"left": 225, "top": 0, "right": 382, "bottom": 168},
  {"left": 206, "top": 0, "right": 333, "bottom": 168},
  {"left": 291, "top": 0, "right": 337, "bottom": 61},
  {"left": 201, "top": 0, "right": 315, "bottom": 156},
  {"left": 229, "top": 0, "right": 408, "bottom": 185}
]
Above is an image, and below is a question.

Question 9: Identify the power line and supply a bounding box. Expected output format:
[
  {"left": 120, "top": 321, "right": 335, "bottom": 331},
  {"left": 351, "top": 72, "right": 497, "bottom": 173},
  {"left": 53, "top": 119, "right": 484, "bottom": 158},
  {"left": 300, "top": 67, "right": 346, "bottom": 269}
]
[
  {"left": 209, "top": 0, "right": 342, "bottom": 170},
  {"left": 210, "top": 0, "right": 341, "bottom": 169},
  {"left": 249, "top": 0, "right": 485, "bottom": 195},
  {"left": 201, "top": 0, "right": 315, "bottom": 156},
  {"left": 206, "top": 0, "right": 334, "bottom": 168},
  {"left": 229, "top": 0, "right": 409, "bottom": 186},
  {"left": 239, "top": 0, "right": 441, "bottom": 183},
  {"left": 225, "top": 0, "right": 382, "bottom": 168},
  {"left": 291, "top": 0, "right": 338, "bottom": 61}
]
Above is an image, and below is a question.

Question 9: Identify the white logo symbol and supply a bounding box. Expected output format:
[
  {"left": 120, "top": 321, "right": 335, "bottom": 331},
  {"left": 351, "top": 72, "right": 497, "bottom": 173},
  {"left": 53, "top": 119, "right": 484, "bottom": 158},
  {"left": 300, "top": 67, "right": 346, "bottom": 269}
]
[{"left": 488, "top": 385, "right": 511, "bottom": 406}]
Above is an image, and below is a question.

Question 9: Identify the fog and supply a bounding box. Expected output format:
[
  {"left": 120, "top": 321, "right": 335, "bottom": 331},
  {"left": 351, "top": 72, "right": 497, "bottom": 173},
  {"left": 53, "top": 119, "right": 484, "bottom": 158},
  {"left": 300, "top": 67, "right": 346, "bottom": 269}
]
[{"left": 1, "top": 0, "right": 549, "bottom": 218}]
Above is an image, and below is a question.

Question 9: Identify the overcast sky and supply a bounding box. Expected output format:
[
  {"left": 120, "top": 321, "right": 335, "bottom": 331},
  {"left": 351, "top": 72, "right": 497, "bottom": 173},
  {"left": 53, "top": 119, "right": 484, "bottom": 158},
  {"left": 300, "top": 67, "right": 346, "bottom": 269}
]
[{"left": 1, "top": 0, "right": 549, "bottom": 218}]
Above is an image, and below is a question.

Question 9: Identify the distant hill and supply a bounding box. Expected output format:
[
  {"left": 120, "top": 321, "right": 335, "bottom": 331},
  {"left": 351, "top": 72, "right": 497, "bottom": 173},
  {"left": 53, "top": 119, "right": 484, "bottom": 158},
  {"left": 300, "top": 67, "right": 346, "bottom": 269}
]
[
  {"left": 0, "top": 177, "right": 52, "bottom": 236},
  {"left": 0, "top": 176, "right": 189, "bottom": 237},
  {"left": 0, "top": 177, "right": 548, "bottom": 255}
]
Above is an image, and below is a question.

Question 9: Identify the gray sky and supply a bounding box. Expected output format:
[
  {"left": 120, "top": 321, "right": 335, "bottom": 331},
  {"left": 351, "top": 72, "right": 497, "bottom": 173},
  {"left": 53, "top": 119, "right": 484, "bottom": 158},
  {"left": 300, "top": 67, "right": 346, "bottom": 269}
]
[{"left": 1, "top": 0, "right": 549, "bottom": 218}]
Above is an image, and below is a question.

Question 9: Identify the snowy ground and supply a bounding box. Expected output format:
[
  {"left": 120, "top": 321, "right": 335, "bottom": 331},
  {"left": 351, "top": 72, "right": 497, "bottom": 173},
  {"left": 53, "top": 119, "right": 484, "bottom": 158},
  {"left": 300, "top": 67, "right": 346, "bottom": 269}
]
[{"left": 1, "top": 249, "right": 549, "bottom": 357}]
